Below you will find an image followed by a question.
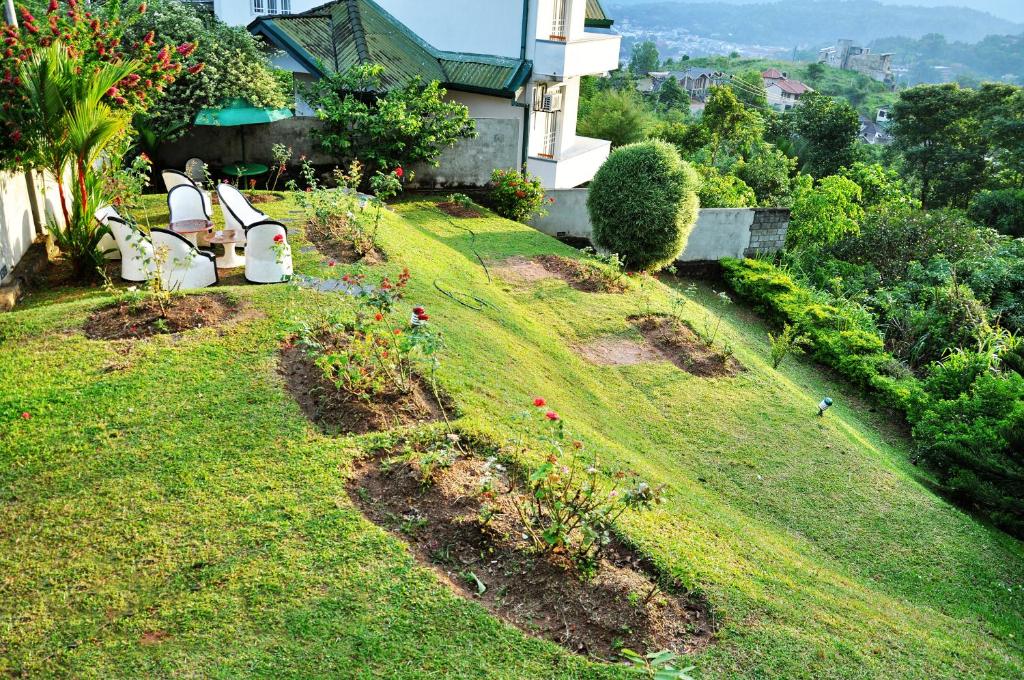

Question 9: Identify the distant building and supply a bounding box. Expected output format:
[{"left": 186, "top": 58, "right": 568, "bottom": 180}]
[
  {"left": 643, "top": 68, "right": 725, "bottom": 101},
  {"left": 858, "top": 114, "right": 891, "bottom": 145},
  {"left": 818, "top": 39, "right": 894, "bottom": 86},
  {"left": 762, "top": 70, "right": 812, "bottom": 111}
]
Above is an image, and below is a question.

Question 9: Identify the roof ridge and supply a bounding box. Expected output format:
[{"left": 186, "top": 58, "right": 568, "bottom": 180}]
[{"left": 346, "top": 0, "right": 370, "bottom": 63}]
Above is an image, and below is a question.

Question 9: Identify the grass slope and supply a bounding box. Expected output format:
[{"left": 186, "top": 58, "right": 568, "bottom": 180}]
[{"left": 1, "top": 194, "right": 1021, "bottom": 678}]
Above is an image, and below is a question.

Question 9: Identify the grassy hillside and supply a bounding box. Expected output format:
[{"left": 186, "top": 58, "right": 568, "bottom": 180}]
[
  {"left": 681, "top": 56, "right": 898, "bottom": 116},
  {"left": 1, "top": 194, "right": 1021, "bottom": 678}
]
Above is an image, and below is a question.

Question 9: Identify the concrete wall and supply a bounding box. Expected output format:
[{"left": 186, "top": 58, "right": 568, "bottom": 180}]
[
  {"left": 0, "top": 169, "right": 66, "bottom": 285},
  {"left": 529, "top": 188, "right": 789, "bottom": 263},
  {"left": 158, "top": 116, "right": 520, "bottom": 189}
]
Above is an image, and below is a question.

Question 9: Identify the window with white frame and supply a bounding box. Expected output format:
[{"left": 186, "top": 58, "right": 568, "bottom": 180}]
[
  {"left": 253, "top": 0, "right": 291, "bottom": 15},
  {"left": 550, "top": 0, "right": 568, "bottom": 39}
]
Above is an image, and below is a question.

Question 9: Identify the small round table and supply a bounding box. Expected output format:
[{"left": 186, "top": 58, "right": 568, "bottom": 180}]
[
  {"left": 209, "top": 229, "right": 245, "bottom": 269},
  {"left": 223, "top": 163, "right": 269, "bottom": 178},
  {"left": 169, "top": 218, "right": 213, "bottom": 245}
]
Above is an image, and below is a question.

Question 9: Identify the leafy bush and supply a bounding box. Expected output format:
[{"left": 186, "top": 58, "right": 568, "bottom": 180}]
[
  {"left": 837, "top": 162, "right": 918, "bottom": 209},
  {"left": 968, "top": 188, "right": 1024, "bottom": 238},
  {"left": 587, "top": 140, "right": 699, "bottom": 271},
  {"left": 488, "top": 168, "right": 549, "bottom": 222},
  {"left": 786, "top": 175, "right": 864, "bottom": 251},
  {"left": 304, "top": 63, "right": 475, "bottom": 177},
  {"left": 965, "top": 237, "right": 1024, "bottom": 332},
  {"left": 576, "top": 89, "right": 651, "bottom": 148},
  {"left": 732, "top": 142, "right": 798, "bottom": 207},
  {"left": 694, "top": 164, "right": 756, "bottom": 208}
]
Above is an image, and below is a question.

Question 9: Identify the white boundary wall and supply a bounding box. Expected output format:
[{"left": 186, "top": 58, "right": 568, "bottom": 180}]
[{"left": 0, "top": 169, "right": 66, "bottom": 284}]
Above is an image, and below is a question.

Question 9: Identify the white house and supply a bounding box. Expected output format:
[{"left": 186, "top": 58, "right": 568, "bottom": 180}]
[
  {"left": 235, "top": 0, "right": 619, "bottom": 189},
  {"left": 762, "top": 70, "right": 812, "bottom": 111}
]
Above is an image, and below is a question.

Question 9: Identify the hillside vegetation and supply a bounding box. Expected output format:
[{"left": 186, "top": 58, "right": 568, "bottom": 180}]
[{"left": 1, "top": 194, "right": 1021, "bottom": 678}]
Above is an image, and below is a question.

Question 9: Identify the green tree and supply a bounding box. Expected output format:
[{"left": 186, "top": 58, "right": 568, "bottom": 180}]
[
  {"left": 587, "top": 140, "right": 700, "bottom": 271},
  {"left": 701, "top": 86, "right": 764, "bottom": 164},
  {"left": 729, "top": 69, "right": 768, "bottom": 109},
  {"left": 629, "top": 40, "right": 660, "bottom": 74},
  {"left": 804, "top": 62, "right": 825, "bottom": 86},
  {"left": 695, "top": 164, "right": 756, "bottom": 208},
  {"left": 657, "top": 76, "right": 688, "bottom": 110},
  {"left": 121, "top": 0, "right": 288, "bottom": 143},
  {"left": 838, "top": 162, "right": 918, "bottom": 209},
  {"left": 793, "top": 93, "right": 861, "bottom": 178},
  {"left": 979, "top": 84, "right": 1024, "bottom": 184},
  {"left": 577, "top": 89, "right": 650, "bottom": 148},
  {"left": 890, "top": 83, "right": 990, "bottom": 208},
  {"left": 304, "top": 63, "right": 475, "bottom": 177},
  {"left": 733, "top": 142, "right": 797, "bottom": 206},
  {"left": 786, "top": 175, "right": 865, "bottom": 250}
]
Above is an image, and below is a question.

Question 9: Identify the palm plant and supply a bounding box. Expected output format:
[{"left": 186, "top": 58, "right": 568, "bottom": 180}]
[{"left": 14, "top": 42, "right": 139, "bottom": 278}]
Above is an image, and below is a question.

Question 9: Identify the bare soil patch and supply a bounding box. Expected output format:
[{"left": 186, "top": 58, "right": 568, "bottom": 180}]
[
  {"left": 348, "top": 450, "right": 714, "bottom": 660},
  {"left": 278, "top": 342, "right": 446, "bottom": 435},
  {"left": 437, "top": 201, "right": 483, "bottom": 218},
  {"left": 247, "top": 192, "right": 285, "bottom": 204},
  {"left": 630, "top": 315, "right": 742, "bottom": 378},
  {"left": 84, "top": 293, "right": 241, "bottom": 340},
  {"left": 577, "top": 337, "right": 665, "bottom": 366},
  {"left": 536, "top": 255, "right": 626, "bottom": 293},
  {"left": 492, "top": 255, "right": 625, "bottom": 293},
  {"left": 305, "top": 216, "right": 386, "bottom": 265}
]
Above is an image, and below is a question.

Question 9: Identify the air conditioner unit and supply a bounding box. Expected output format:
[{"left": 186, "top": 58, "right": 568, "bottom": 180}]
[{"left": 537, "top": 91, "right": 563, "bottom": 112}]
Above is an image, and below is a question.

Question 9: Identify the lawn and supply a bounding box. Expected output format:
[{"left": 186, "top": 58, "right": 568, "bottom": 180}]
[{"left": 1, "top": 193, "right": 1021, "bottom": 678}]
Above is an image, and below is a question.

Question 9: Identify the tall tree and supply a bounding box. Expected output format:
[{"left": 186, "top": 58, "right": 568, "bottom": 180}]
[
  {"left": 701, "top": 86, "right": 763, "bottom": 165},
  {"left": 577, "top": 89, "right": 650, "bottom": 148},
  {"left": 793, "top": 92, "right": 861, "bottom": 178},
  {"left": 890, "top": 84, "right": 990, "bottom": 208},
  {"left": 657, "top": 76, "right": 687, "bottom": 110},
  {"left": 729, "top": 69, "right": 768, "bottom": 109},
  {"left": 629, "top": 40, "right": 660, "bottom": 75}
]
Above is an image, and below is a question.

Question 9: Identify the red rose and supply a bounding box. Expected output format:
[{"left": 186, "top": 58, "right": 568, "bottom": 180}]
[
  {"left": 273, "top": 234, "right": 283, "bottom": 242},
  {"left": 413, "top": 306, "right": 425, "bottom": 315},
  {"left": 393, "top": 328, "right": 402, "bottom": 335},
  {"left": 138, "top": 2, "right": 147, "bottom": 13},
  {"left": 374, "top": 313, "right": 383, "bottom": 321},
  {"left": 328, "top": 260, "right": 336, "bottom": 267},
  {"left": 47, "top": 0, "right": 58, "bottom": 12},
  {"left": 533, "top": 397, "right": 546, "bottom": 407},
  {"left": 417, "top": 313, "right": 429, "bottom": 321},
  {"left": 545, "top": 411, "right": 559, "bottom": 421},
  {"left": 394, "top": 166, "right": 404, "bottom": 178},
  {"left": 21, "top": 411, "right": 30, "bottom": 419}
]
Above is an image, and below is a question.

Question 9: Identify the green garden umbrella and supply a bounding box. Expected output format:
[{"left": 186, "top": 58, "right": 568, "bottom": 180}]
[{"left": 193, "top": 98, "right": 293, "bottom": 171}]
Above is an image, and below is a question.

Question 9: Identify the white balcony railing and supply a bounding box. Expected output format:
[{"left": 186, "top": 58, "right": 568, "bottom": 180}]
[
  {"left": 533, "top": 31, "right": 620, "bottom": 80},
  {"left": 528, "top": 135, "right": 611, "bottom": 189}
]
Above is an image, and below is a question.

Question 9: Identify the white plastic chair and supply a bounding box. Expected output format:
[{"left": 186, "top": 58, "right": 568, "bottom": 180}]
[
  {"left": 151, "top": 228, "right": 218, "bottom": 290},
  {"left": 94, "top": 205, "right": 121, "bottom": 260},
  {"left": 217, "top": 183, "right": 269, "bottom": 246},
  {"left": 167, "top": 183, "right": 211, "bottom": 230},
  {"left": 244, "top": 220, "right": 292, "bottom": 284},
  {"left": 162, "top": 168, "right": 212, "bottom": 218},
  {"left": 98, "top": 207, "right": 154, "bottom": 282}
]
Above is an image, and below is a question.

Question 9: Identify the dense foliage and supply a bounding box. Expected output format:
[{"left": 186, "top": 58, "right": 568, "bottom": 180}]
[
  {"left": 304, "top": 63, "right": 475, "bottom": 178},
  {"left": 587, "top": 140, "right": 699, "bottom": 271},
  {"left": 488, "top": 168, "right": 549, "bottom": 223}
]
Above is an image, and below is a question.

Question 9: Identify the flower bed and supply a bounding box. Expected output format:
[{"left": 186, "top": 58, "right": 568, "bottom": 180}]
[{"left": 84, "top": 292, "right": 241, "bottom": 340}]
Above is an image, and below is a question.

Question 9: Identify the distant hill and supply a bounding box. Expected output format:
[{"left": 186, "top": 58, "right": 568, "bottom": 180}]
[{"left": 609, "top": 0, "right": 1022, "bottom": 46}]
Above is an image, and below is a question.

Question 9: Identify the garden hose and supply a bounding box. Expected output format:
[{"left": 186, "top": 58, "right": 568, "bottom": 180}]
[{"left": 432, "top": 213, "right": 495, "bottom": 311}]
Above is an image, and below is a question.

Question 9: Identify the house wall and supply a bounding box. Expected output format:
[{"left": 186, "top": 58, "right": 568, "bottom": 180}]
[
  {"left": 528, "top": 189, "right": 790, "bottom": 262},
  {"left": 375, "top": 0, "right": 527, "bottom": 59},
  {"left": 158, "top": 115, "right": 520, "bottom": 188},
  {"left": 211, "top": 0, "right": 323, "bottom": 26},
  {"left": 0, "top": 169, "right": 67, "bottom": 284}
]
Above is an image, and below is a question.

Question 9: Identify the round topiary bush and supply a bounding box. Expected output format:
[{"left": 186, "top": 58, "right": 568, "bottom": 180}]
[{"left": 587, "top": 140, "right": 699, "bottom": 272}]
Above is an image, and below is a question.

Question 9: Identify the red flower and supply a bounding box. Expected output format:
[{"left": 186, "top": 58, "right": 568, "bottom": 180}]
[
  {"left": 187, "top": 63, "right": 205, "bottom": 75},
  {"left": 138, "top": 2, "right": 147, "bottom": 13},
  {"left": 515, "top": 190, "right": 526, "bottom": 198},
  {"left": 328, "top": 260, "right": 336, "bottom": 267},
  {"left": 272, "top": 234, "right": 283, "bottom": 243},
  {"left": 21, "top": 411, "right": 30, "bottom": 420},
  {"left": 417, "top": 313, "right": 429, "bottom": 321},
  {"left": 10, "top": 130, "right": 21, "bottom": 143},
  {"left": 413, "top": 306, "right": 425, "bottom": 315},
  {"left": 394, "top": 166, "right": 404, "bottom": 178},
  {"left": 105, "top": 86, "right": 118, "bottom": 97},
  {"left": 374, "top": 313, "right": 383, "bottom": 321},
  {"left": 545, "top": 411, "right": 559, "bottom": 421},
  {"left": 176, "top": 42, "right": 195, "bottom": 57},
  {"left": 47, "top": 0, "right": 58, "bottom": 12},
  {"left": 139, "top": 152, "right": 151, "bottom": 163},
  {"left": 393, "top": 328, "right": 402, "bottom": 335},
  {"left": 533, "top": 397, "right": 546, "bottom": 407}
]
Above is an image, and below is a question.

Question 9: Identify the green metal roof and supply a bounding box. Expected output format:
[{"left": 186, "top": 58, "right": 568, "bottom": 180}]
[
  {"left": 585, "top": 0, "right": 614, "bottom": 28},
  {"left": 250, "top": 0, "right": 531, "bottom": 97}
]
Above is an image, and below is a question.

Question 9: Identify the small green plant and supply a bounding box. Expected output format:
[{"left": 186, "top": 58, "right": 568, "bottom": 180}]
[
  {"left": 368, "top": 166, "right": 404, "bottom": 245},
  {"left": 446, "top": 192, "right": 473, "bottom": 209},
  {"left": 267, "top": 143, "right": 292, "bottom": 191},
  {"left": 768, "top": 323, "right": 810, "bottom": 369},
  {"left": 504, "top": 398, "right": 665, "bottom": 571},
  {"left": 489, "top": 167, "right": 551, "bottom": 222},
  {"left": 414, "top": 444, "right": 457, "bottom": 487},
  {"left": 583, "top": 247, "right": 627, "bottom": 290},
  {"left": 698, "top": 291, "right": 733, "bottom": 347},
  {"left": 299, "top": 269, "right": 442, "bottom": 401},
  {"left": 620, "top": 649, "right": 697, "bottom": 679}
]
